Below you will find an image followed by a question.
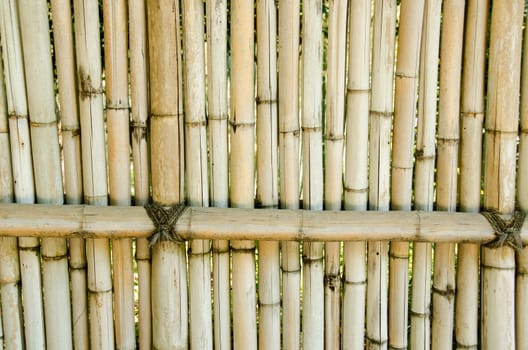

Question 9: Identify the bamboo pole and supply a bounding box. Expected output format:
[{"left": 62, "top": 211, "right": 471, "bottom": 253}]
[
  {"left": 456, "top": 1, "right": 487, "bottom": 348},
  {"left": 0, "top": 38, "right": 24, "bottom": 350},
  {"left": 324, "top": 1, "right": 348, "bottom": 348},
  {"left": 205, "top": 1, "right": 230, "bottom": 349},
  {"left": 481, "top": 1, "right": 523, "bottom": 349},
  {"left": 257, "top": 0, "right": 280, "bottom": 348},
  {"left": 411, "top": 0, "right": 441, "bottom": 349},
  {"left": 301, "top": 0, "right": 324, "bottom": 348},
  {"left": 390, "top": 1, "right": 424, "bottom": 348},
  {"left": 128, "top": 0, "right": 151, "bottom": 348},
  {"left": 73, "top": 0, "right": 114, "bottom": 348},
  {"left": 19, "top": 0, "right": 74, "bottom": 349},
  {"left": 0, "top": 1, "right": 45, "bottom": 349},
  {"left": 182, "top": 1, "right": 213, "bottom": 349},
  {"left": 146, "top": 0, "right": 187, "bottom": 348},
  {"left": 342, "top": 0, "right": 370, "bottom": 348},
  {"left": 368, "top": 0, "right": 396, "bottom": 348},
  {"left": 102, "top": 1, "right": 135, "bottom": 348}
]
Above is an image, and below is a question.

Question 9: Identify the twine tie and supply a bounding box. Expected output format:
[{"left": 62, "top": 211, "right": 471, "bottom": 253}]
[
  {"left": 481, "top": 210, "right": 525, "bottom": 251},
  {"left": 144, "top": 202, "right": 187, "bottom": 246}
]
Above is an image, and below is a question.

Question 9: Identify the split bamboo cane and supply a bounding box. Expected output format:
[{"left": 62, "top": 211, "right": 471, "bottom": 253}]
[
  {"left": 19, "top": 1, "right": 74, "bottom": 349},
  {"left": 129, "top": 0, "right": 151, "bottom": 348},
  {"left": 73, "top": 0, "right": 114, "bottom": 348},
  {"left": 302, "top": 0, "right": 324, "bottom": 348},
  {"left": 0, "top": 1, "right": 45, "bottom": 349},
  {"left": 146, "top": 0, "right": 187, "bottom": 348},
  {"left": 205, "top": 1, "right": 230, "bottom": 349},
  {"left": 324, "top": 1, "right": 348, "bottom": 347},
  {"left": 50, "top": 0, "right": 88, "bottom": 347},
  {"left": 257, "top": 0, "right": 280, "bottom": 348},
  {"left": 103, "top": 1, "right": 135, "bottom": 348},
  {"left": 182, "top": 1, "right": 213, "bottom": 348},
  {"left": 368, "top": 0, "right": 396, "bottom": 348},
  {"left": 456, "top": 1, "right": 487, "bottom": 348},
  {"left": 481, "top": 1, "right": 523, "bottom": 348},
  {"left": 342, "top": 0, "right": 370, "bottom": 348}
]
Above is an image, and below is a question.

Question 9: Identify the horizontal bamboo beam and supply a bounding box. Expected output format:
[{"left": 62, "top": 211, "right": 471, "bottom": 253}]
[{"left": 0, "top": 203, "right": 525, "bottom": 243}]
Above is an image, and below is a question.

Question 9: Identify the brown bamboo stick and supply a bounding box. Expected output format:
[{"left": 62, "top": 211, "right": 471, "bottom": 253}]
[
  {"left": 301, "top": 0, "right": 324, "bottom": 348},
  {"left": 102, "top": 1, "right": 135, "bottom": 348},
  {"left": 205, "top": 1, "right": 230, "bottom": 349},
  {"left": 0, "top": 39, "right": 24, "bottom": 350},
  {"left": 182, "top": 1, "right": 213, "bottom": 348},
  {"left": 257, "top": 0, "right": 280, "bottom": 348},
  {"left": 50, "top": 0, "right": 88, "bottom": 347},
  {"left": 73, "top": 0, "right": 114, "bottom": 348},
  {"left": 411, "top": 0, "right": 441, "bottom": 349},
  {"left": 342, "top": 0, "right": 370, "bottom": 348},
  {"left": 456, "top": 1, "right": 487, "bottom": 348},
  {"left": 146, "top": 0, "right": 187, "bottom": 348},
  {"left": 481, "top": 1, "right": 523, "bottom": 349},
  {"left": 324, "top": 1, "right": 348, "bottom": 347},
  {"left": 0, "top": 1, "right": 45, "bottom": 349},
  {"left": 128, "top": 0, "right": 151, "bottom": 348},
  {"left": 19, "top": 0, "right": 74, "bottom": 349}
]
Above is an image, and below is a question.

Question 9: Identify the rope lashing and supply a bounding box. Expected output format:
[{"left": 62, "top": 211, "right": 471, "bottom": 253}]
[
  {"left": 144, "top": 202, "right": 187, "bottom": 246},
  {"left": 481, "top": 210, "right": 526, "bottom": 251}
]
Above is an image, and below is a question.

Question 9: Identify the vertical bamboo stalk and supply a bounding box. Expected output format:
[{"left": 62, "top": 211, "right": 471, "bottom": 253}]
[
  {"left": 342, "top": 0, "right": 370, "bottom": 348},
  {"left": 0, "top": 39, "right": 24, "bottom": 350},
  {"left": 19, "top": 0, "right": 74, "bottom": 349},
  {"left": 206, "top": 1, "right": 230, "bottom": 349},
  {"left": 456, "top": 1, "right": 487, "bottom": 348},
  {"left": 103, "top": 1, "right": 135, "bottom": 348},
  {"left": 301, "top": 0, "right": 324, "bottom": 349},
  {"left": 367, "top": 0, "right": 396, "bottom": 348},
  {"left": 481, "top": 1, "right": 523, "bottom": 349},
  {"left": 50, "top": 0, "right": 88, "bottom": 348},
  {"left": 431, "top": 1, "right": 464, "bottom": 349},
  {"left": 0, "top": 2, "right": 45, "bottom": 349},
  {"left": 73, "top": 0, "right": 114, "bottom": 348},
  {"left": 230, "top": 0, "right": 257, "bottom": 348},
  {"left": 129, "top": 0, "right": 151, "bottom": 348},
  {"left": 182, "top": 1, "right": 212, "bottom": 349},
  {"left": 257, "top": 0, "right": 280, "bottom": 348},
  {"left": 411, "top": 0, "right": 441, "bottom": 349},
  {"left": 146, "top": 0, "right": 187, "bottom": 348},
  {"left": 324, "top": 1, "right": 348, "bottom": 348}
]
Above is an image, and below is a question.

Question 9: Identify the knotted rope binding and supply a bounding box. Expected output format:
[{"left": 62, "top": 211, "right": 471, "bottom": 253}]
[
  {"left": 144, "top": 202, "right": 187, "bottom": 246},
  {"left": 481, "top": 210, "right": 526, "bottom": 251}
]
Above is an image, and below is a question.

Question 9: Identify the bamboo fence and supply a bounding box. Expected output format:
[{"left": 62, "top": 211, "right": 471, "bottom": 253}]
[{"left": 1, "top": 1, "right": 528, "bottom": 349}]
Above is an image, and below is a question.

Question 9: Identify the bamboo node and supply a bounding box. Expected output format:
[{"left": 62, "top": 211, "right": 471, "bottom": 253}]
[
  {"left": 8, "top": 112, "right": 28, "bottom": 120},
  {"left": 29, "top": 120, "right": 58, "bottom": 128},
  {"left": 395, "top": 72, "right": 417, "bottom": 79},
  {"left": 106, "top": 102, "right": 130, "bottom": 110},
  {"left": 370, "top": 110, "right": 393, "bottom": 119},
  {"left": 455, "top": 342, "right": 478, "bottom": 350},
  {"left": 461, "top": 111, "right": 484, "bottom": 120},
  {"left": 521, "top": 128, "right": 528, "bottom": 135},
  {"left": 324, "top": 274, "right": 341, "bottom": 290},
  {"left": 431, "top": 285, "right": 455, "bottom": 299},
  {"left": 346, "top": 87, "right": 369, "bottom": 95},
  {"left": 484, "top": 128, "right": 518, "bottom": 136},
  {"left": 255, "top": 97, "right": 277, "bottom": 105},
  {"left": 344, "top": 186, "right": 368, "bottom": 194},
  {"left": 481, "top": 210, "right": 525, "bottom": 251},
  {"left": 144, "top": 202, "right": 187, "bottom": 246},
  {"left": 366, "top": 336, "right": 387, "bottom": 346}
]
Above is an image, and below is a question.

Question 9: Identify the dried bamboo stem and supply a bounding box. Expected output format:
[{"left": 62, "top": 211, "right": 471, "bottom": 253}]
[
  {"left": 205, "top": 1, "right": 230, "bottom": 348},
  {"left": 73, "top": 0, "right": 114, "bottom": 348},
  {"left": 481, "top": 1, "right": 523, "bottom": 349},
  {"left": 146, "top": 0, "right": 187, "bottom": 348},
  {"left": 257, "top": 0, "right": 280, "bottom": 348},
  {"left": 128, "top": 0, "right": 151, "bottom": 348},
  {"left": 456, "top": 1, "right": 487, "bottom": 348}
]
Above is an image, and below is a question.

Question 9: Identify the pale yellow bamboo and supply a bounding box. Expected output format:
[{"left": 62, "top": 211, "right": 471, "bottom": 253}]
[
  {"left": 481, "top": 1, "right": 523, "bottom": 349},
  {"left": 103, "top": 0, "right": 135, "bottom": 348},
  {"left": 0, "top": 1, "right": 44, "bottom": 349},
  {"left": 146, "top": 0, "right": 187, "bottom": 348},
  {"left": 73, "top": 0, "right": 114, "bottom": 348},
  {"left": 205, "top": 1, "right": 230, "bottom": 349},
  {"left": 368, "top": 0, "right": 396, "bottom": 348},
  {"left": 301, "top": 1, "right": 324, "bottom": 349},
  {"left": 456, "top": 1, "right": 487, "bottom": 349},
  {"left": 411, "top": 0, "right": 441, "bottom": 349},
  {"left": 257, "top": 0, "right": 280, "bottom": 348},
  {"left": 343, "top": 0, "right": 370, "bottom": 348},
  {"left": 182, "top": 1, "right": 212, "bottom": 348},
  {"left": 19, "top": 0, "right": 73, "bottom": 349}
]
